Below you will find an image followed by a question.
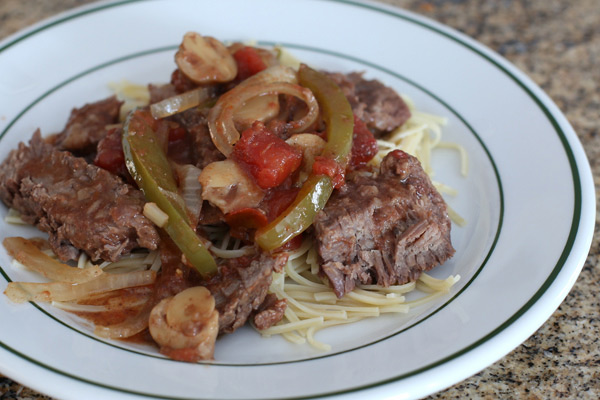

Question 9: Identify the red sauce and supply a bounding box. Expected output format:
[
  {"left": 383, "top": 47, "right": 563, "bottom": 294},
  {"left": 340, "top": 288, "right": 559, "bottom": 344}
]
[
  {"left": 73, "top": 286, "right": 153, "bottom": 327},
  {"left": 167, "top": 122, "right": 195, "bottom": 165},
  {"left": 274, "top": 233, "right": 303, "bottom": 252},
  {"left": 224, "top": 207, "right": 268, "bottom": 241},
  {"left": 262, "top": 186, "right": 301, "bottom": 221},
  {"left": 94, "top": 127, "right": 129, "bottom": 180},
  {"left": 349, "top": 115, "right": 378, "bottom": 168}
]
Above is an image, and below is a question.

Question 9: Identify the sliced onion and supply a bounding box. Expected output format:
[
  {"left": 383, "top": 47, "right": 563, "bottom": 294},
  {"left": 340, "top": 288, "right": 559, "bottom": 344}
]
[
  {"left": 173, "top": 163, "right": 204, "bottom": 225},
  {"left": 150, "top": 87, "right": 212, "bottom": 119},
  {"left": 94, "top": 301, "right": 154, "bottom": 339},
  {"left": 233, "top": 94, "right": 280, "bottom": 131},
  {"left": 208, "top": 82, "right": 319, "bottom": 156},
  {"left": 3, "top": 237, "right": 102, "bottom": 284},
  {"left": 52, "top": 294, "right": 151, "bottom": 313},
  {"left": 236, "top": 65, "right": 298, "bottom": 88},
  {"left": 4, "top": 270, "right": 156, "bottom": 303}
]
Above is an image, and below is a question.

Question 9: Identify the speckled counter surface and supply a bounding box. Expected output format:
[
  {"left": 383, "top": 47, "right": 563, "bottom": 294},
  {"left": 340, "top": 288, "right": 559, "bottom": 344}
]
[{"left": 0, "top": 0, "right": 598, "bottom": 399}]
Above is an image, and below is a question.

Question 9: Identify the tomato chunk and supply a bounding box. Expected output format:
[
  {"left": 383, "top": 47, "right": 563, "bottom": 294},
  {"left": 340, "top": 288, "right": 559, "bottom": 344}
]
[
  {"left": 233, "top": 122, "right": 302, "bottom": 189},
  {"left": 233, "top": 46, "right": 268, "bottom": 81},
  {"left": 312, "top": 156, "right": 345, "bottom": 189},
  {"left": 349, "top": 115, "right": 378, "bottom": 168},
  {"left": 94, "top": 127, "right": 129, "bottom": 180},
  {"left": 263, "top": 187, "right": 301, "bottom": 222}
]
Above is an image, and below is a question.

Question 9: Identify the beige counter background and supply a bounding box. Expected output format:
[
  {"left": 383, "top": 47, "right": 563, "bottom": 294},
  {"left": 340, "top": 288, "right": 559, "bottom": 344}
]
[{"left": 0, "top": 0, "right": 598, "bottom": 398}]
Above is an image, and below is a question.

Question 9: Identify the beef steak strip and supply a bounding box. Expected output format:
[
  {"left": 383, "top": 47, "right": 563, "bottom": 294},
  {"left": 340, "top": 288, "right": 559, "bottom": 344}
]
[
  {"left": 314, "top": 150, "right": 455, "bottom": 298},
  {"left": 252, "top": 293, "right": 287, "bottom": 331},
  {"left": 204, "top": 253, "right": 287, "bottom": 334},
  {"left": 170, "top": 108, "right": 225, "bottom": 169},
  {"left": 325, "top": 71, "right": 411, "bottom": 137},
  {"left": 0, "top": 130, "right": 160, "bottom": 262},
  {"left": 51, "top": 95, "right": 122, "bottom": 156}
]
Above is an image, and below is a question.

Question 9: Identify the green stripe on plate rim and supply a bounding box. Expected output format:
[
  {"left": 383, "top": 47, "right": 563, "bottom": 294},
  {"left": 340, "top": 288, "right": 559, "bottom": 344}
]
[{"left": 0, "top": 0, "right": 582, "bottom": 399}]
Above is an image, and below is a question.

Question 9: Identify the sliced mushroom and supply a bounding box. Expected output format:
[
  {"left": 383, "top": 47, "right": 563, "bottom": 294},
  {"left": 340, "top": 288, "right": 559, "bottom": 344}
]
[
  {"left": 286, "top": 133, "right": 326, "bottom": 182},
  {"left": 149, "top": 286, "right": 219, "bottom": 362},
  {"left": 175, "top": 32, "right": 237, "bottom": 84},
  {"left": 198, "top": 159, "right": 265, "bottom": 214}
]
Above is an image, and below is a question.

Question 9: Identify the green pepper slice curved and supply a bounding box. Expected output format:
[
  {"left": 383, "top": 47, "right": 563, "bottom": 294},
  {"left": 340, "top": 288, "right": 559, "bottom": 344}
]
[
  {"left": 255, "top": 65, "right": 354, "bottom": 251},
  {"left": 297, "top": 64, "right": 354, "bottom": 166},
  {"left": 122, "top": 109, "right": 217, "bottom": 277}
]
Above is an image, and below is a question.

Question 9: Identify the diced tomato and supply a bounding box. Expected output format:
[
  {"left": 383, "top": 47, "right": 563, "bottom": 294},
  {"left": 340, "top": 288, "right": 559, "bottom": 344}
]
[
  {"left": 349, "top": 115, "right": 378, "bottom": 168},
  {"left": 312, "top": 156, "right": 345, "bottom": 189},
  {"left": 263, "top": 187, "right": 301, "bottom": 222},
  {"left": 232, "top": 122, "right": 302, "bottom": 189},
  {"left": 233, "top": 46, "right": 267, "bottom": 81},
  {"left": 94, "top": 127, "right": 129, "bottom": 180}
]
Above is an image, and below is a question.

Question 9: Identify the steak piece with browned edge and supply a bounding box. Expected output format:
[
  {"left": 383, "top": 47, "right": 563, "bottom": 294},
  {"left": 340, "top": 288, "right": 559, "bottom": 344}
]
[
  {"left": 51, "top": 95, "right": 122, "bottom": 156},
  {"left": 0, "top": 131, "right": 160, "bottom": 262},
  {"left": 205, "top": 253, "right": 287, "bottom": 334},
  {"left": 314, "top": 150, "right": 455, "bottom": 298},
  {"left": 325, "top": 71, "right": 411, "bottom": 137}
]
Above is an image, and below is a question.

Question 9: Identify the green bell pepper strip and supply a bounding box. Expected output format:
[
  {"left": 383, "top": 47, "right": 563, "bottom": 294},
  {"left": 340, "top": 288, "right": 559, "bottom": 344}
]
[
  {"left": 255, "top": 65, "right": 354, "bottom": 251},
  {"left": 122, "top": 109, "right": 217, "bottom": 277}
]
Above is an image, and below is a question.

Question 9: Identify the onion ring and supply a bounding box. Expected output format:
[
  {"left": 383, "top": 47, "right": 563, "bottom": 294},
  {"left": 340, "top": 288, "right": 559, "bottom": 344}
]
[
  {"left": 150, "top": 87, "right": 212, "bottom": 119},
  {"left": 208, "top": 81, "right": 319, "bottom": 156}
]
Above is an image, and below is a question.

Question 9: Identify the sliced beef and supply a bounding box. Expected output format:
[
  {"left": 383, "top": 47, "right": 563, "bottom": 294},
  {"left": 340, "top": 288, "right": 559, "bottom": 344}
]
[
  {"left": 325, "top": 72, "right": 411, "bottom": 137},
  {"left": 204, "top": 253, "right": 287, "bottom": 334},
  {"left": 314, "top": 150, "right": 454, "bottom": 298},
  {"left": 171, "top": 108, "right": 225, "bottom": 169},
  {"left": 0, "top": 130, "right": 159, "bottom": 262},
  {"left": 252, "top": 293, "right": 287, "bottom": 330},
  {"left": 52, "top": 96, "right": 122, "bottom": 155}
]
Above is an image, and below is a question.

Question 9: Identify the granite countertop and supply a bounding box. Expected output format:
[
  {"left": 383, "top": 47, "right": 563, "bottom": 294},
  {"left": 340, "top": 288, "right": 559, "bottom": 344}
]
[{"left": 0, "top": 0, "right": 598, "bottom": 398}]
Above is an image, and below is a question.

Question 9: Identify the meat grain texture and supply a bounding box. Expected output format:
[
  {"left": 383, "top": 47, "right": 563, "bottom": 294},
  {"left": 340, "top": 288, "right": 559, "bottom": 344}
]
[
  {"left": 314, "top": 150, "right": 455, "bottom": 298},
  {"left": 0, "top": 131, "right": 159, "bottom": 262}
]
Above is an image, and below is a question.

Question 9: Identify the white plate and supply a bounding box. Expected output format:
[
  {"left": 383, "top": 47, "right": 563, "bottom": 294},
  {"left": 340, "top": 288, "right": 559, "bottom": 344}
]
[{"left": 0, "top": 0, "right": 594, "bottom": 399}]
